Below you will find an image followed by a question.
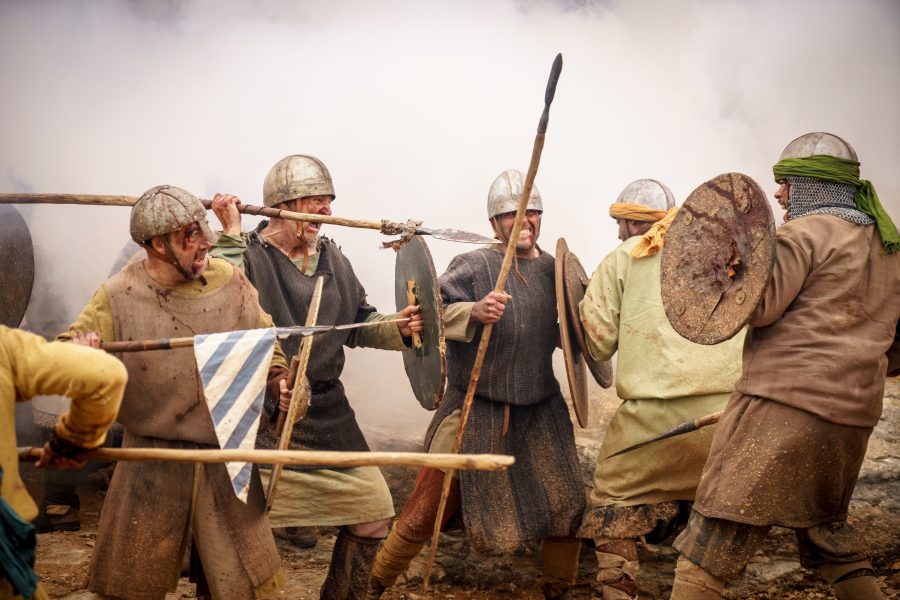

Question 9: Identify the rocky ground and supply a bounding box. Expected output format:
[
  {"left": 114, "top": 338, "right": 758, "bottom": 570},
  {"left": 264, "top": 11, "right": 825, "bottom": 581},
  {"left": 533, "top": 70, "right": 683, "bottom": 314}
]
[{"left": 25, "top": 378, "right": 900, "bottom": 599}]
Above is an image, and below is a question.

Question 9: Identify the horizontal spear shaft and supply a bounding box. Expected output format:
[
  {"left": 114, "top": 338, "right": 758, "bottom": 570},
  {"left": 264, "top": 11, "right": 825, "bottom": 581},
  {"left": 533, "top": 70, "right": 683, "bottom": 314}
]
[
  {"left": 18, "top": 446, "right": 515, "bottom": 471},
  {"left": 0, "top": 193, "right": 495, "bottom": 244},
  {"left": 97, "top": 319, "right": 408, "bottom": 353},
  {"left": 604, "top": 410, "right": 723, "bottom": 459}
]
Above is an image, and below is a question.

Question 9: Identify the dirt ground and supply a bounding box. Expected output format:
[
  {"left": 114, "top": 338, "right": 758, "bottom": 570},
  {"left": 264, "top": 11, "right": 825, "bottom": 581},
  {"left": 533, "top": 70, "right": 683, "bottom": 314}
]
[{"left": 24, "top": 378, "right": 900, "bottom": 599}]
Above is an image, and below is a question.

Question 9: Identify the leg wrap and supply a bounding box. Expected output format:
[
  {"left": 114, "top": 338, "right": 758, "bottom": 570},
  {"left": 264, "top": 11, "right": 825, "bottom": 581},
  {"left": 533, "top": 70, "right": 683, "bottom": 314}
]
[
  {"left": 392, "top": 467, "right": 461, "bottom": 543},
  {"left": 819, "top": 560, "right": 883, "bottom": 600},
  {"left": 593, "top": 538, "right": 638, "bottom": 600},
  {"left": 540, "top": 537, "right": 581, "bottom": 598},
  {"left": 370, "top": 529, "right": 425, "bottom": 588},
  {"left": 319, "top": 528, "right": 381, "bottom": 600},
  {"left": 670, "top": 555, "right": 725, "bottom": 600}
]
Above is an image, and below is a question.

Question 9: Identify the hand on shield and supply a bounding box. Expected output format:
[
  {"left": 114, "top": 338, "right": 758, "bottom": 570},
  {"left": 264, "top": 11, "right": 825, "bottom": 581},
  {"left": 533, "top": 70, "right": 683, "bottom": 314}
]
[
  {"left": 471, "top": 291, "right": 511, "bottom": 324},
  {"left": 211, "top": 193, "right": 242, "bottom": 236},
  {"left": 277, "top": 378, "right": 292, "bottom": 413},
  {"left": 397, "top": 304, "right": 423, "bottom": 337}
]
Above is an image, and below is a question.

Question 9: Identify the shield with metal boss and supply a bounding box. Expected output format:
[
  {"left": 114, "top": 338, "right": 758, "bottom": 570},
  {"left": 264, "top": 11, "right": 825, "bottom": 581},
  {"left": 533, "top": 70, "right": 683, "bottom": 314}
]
[
  {"left": 394, "top": 235, "right": 446, "bottom": 410},
  {"left": 661, "top": 172, "right": 775, "bottom": 345},
  {"left": 0, "top": 205, "right": 35, "bottom": 328}
]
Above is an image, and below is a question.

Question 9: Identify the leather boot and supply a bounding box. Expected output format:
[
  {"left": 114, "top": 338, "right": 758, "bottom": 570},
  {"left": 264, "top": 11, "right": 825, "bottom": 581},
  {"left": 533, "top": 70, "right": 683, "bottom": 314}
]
[
  {"left": 820, "top": 560, "right": 884, "bottom": 600},
  {"left": 320, "top": 528, "right": 382, "bottom": 600},
  {"left": 540, "top": 537, "right": 581, "bottom": 599},
  {"left": 669, "top": 555, "right": 725, "bottom": 600}
]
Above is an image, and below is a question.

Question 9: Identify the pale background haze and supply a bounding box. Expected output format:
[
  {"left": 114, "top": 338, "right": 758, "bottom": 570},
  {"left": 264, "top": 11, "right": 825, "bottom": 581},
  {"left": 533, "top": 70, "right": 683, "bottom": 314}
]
[{"left": 2, "top": 0, "right": 898, "bottom": 437}]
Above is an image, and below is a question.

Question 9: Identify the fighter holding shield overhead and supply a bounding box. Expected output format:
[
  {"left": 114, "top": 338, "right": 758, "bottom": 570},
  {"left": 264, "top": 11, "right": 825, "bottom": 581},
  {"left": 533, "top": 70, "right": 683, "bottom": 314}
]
[{"left": 210, "top": 154, "right": 423, "bottom": 600}]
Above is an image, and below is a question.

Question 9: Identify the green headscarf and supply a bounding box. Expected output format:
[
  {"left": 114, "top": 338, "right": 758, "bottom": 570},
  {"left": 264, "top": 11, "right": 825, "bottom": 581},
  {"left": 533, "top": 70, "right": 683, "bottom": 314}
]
[{"left": 773, "top": 154, "right": 899, "bottom": 253}]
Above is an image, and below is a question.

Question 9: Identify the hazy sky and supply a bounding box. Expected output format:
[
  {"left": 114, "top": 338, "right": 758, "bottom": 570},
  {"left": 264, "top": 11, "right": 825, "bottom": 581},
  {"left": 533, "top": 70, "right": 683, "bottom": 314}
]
[{"left": 3, "top": 0, "right": 898, "bottom": 434}]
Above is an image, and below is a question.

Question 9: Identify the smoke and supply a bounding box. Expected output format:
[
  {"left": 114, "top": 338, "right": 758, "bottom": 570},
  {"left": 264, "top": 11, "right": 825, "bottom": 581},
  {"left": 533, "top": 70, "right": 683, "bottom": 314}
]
[{"left": 2, "top": 0, "right": 898, "bottom": 440}]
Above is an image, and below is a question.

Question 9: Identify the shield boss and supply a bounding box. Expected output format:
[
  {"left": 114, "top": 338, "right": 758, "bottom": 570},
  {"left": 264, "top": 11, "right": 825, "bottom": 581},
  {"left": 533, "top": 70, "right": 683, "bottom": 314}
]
[
  {"left": 0, "top": 205, "right": 34, "bottom": 328},
  {"left": 661, "top": 172, "right": 775, "bottom": 345},
  {"left": 556, "top": 238, "right": 594, "bottom": 428},
  {"left": 395, "top": 235, "right": 446, "bottom": 410}
]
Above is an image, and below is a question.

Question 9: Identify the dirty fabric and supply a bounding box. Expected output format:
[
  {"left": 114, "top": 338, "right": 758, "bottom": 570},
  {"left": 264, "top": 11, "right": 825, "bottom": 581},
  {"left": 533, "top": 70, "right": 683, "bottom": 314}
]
[
  {"left": 580, "top": 500, "right": 692, "bottom": 543},
  {"left": 673, "top": 510, "right": 871, "bottom": 580},
  {"left": 88, "top": 432, "right": 280, "bottom": 600},
  {"left": 692, "top": 394, "right": 871, "bottom": 527},
  {"left": 420, "top": 246, "right": 584, "bottom": 555},
  {"left": 214, "top": 226, "right": 406, "bottom": 471},
  {"left": 737, "top": 215, "right": 900, "bottom": 428},
  {"left": 259, "top": 466, "right": 394, "bottom": 527},
  {"left": 578, "top": 236, "right": 743, "bottom": 508}
]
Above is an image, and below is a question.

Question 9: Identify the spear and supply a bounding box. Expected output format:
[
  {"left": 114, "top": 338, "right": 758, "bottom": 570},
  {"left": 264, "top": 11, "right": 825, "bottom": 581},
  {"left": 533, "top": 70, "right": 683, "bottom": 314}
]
[
  {"left": 0, "top": 193, "right": 496, "bottom": 244},
  {"left": 95, "top": 318, "right": 408, "bottom": 353},
  {"left": 17, "top": 446, "right": 515, "bottom": 471},
  {"left": 604, "top": 410, "right": 723, "bottom": 459},
  {"left": 422, "top": 53, "right": 564, "bottom": 590}
]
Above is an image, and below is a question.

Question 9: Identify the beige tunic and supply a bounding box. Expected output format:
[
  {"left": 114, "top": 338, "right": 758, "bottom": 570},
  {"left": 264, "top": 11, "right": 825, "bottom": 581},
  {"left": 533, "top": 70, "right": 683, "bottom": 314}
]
[{"left": 578, "top": 236, "right": 744, "bottom": 508}]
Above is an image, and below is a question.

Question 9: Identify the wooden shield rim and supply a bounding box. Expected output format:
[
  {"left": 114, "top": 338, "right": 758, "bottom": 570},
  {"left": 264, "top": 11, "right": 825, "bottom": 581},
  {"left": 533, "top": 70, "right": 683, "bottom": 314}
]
[
  {"left": 564, "top": 251, "right": 614, "bottom": 388},
  {"left": 661, "top": 172, "right": 775, "bottom": 345},
  {"left": 555, "top": 237, "right": 589, "bottom": 428},
  {"left": 0, "top": 205, "right": 35, "bottom": 328},
  {"left": 395, "top": 235, "right": 446, "bottom": 410}
]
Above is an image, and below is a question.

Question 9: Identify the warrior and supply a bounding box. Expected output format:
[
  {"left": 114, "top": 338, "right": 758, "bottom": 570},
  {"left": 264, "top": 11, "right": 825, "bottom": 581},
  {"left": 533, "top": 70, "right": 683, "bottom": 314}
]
[
  {"left": 210, "top": 154, "right": 423, "bottom": 600},
  {"left": 369, "top": 170, "right": 585, "bottom": 600},
  {"left": 1, "top": 326, "right": 126, "bottom": 600},
  {"left": 576, "top": 179, "right": 745, "bottom": 600},
  {"left": 61, "top": 185, "right": 289, "bottom": 600},
  {"left": 668, "top": 133, "right": 900, "bottom": 600}
]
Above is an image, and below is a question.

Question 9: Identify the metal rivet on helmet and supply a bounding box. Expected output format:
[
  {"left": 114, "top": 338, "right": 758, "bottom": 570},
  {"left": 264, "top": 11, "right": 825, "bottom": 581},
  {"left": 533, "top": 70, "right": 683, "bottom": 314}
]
[
  {"left": 129, "top": 185, "right": 217, "bottom": 245},
  {"left": 486, "top": 169, "right": 543, "bottom": 219},
  {"left": 263, "top": 155, "right": 336, "bottom": 208}
]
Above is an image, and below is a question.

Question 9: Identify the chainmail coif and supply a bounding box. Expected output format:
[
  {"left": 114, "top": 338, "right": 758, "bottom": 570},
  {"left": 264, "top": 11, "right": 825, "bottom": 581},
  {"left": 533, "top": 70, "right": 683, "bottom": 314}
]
[{"left": 787, "top": 176, "right": 875, "bottom": 225}]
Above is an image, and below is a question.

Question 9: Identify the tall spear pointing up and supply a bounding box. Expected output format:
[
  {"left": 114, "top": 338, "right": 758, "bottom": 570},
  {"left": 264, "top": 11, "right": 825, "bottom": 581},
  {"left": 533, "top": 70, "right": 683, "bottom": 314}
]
[{"left": 422, "top": 53, "right": 564, "bottom": 590}]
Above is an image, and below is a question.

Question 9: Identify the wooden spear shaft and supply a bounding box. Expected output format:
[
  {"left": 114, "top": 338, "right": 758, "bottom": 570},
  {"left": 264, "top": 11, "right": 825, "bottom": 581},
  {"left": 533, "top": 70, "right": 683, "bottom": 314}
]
[
  {"left": 17, "top": 447, "right": 515, "bottom": 471},
  {"left": 604, "top": 410, "right": 723, "bottom": 459},
  {"left": 422, "top": 53, "right": 564, "bottom": 590}
]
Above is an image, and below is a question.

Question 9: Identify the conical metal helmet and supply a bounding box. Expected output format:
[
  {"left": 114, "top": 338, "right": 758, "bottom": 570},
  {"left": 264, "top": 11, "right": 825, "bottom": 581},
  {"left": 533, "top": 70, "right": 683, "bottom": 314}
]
[
  {"left": 487, "top": 169, "right": 543, "bottom": 219},
  {"left": 263, "top": 155, "right": 336, "bottom": 208},
  {"left": 613, "top": 179, "right": 676, "bottom": 215},
  {"left": 779, "top": 132, "right": 857, "bottom": 161},
  {"left": 130, "top": 185, "right": 217, "bottom": 245}
]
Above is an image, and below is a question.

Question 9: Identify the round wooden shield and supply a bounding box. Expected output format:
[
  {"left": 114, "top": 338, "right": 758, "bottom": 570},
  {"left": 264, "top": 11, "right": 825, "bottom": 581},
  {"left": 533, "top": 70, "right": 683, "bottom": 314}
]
[
  {"left": 564, "top": 251, "right": 613, "bottom": 388},
  {"left": 0, "top": 205, "right": 35, "bottom": 328},
  {"left": 395, "top": 235, "right": 446, "bottom": 411},
  {"left": 555, "top": 238, "right": 589, "bottom": 428},
  {"left": 661, "top": 173, "right": 775, "bottom": 345}
]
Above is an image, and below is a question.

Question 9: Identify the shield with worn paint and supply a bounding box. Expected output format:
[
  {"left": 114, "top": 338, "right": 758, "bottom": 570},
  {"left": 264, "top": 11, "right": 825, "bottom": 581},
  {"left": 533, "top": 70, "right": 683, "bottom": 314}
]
[
  {"left": 395, "top": 235, "right": 446, "bottom": 410},
  {"left": 0, "top": 205, "right": 35, "bottom": 328},
  {"left": 661, "top": 173, "right": 775, "bottom": 345},
  {"left": 564, "top": 251, "right": 613, "bottom": 389},
  {"left": 555, "top": 238, "right": 589, "bottom": 427}
]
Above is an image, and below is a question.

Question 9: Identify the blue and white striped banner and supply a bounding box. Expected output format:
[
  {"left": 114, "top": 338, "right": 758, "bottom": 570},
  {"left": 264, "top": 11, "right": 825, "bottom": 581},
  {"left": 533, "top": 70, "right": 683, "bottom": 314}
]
[{"left": 194, "top": 327, "right": 276, "bottom": 502}]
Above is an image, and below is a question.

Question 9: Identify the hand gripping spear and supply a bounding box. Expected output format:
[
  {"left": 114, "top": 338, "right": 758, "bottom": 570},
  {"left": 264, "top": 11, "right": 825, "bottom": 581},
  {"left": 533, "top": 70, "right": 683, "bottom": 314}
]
[
  {"left": 422, "top": 53, "right": 564, "bottom": 590},
  {"left": 0, "top": 194, "right": 496, "bottom": 245}
]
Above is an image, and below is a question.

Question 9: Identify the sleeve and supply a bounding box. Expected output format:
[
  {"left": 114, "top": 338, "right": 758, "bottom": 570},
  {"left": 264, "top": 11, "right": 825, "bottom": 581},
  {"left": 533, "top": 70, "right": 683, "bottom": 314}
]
[
  {"left": 749, "top": 231, "right": 811, "bottom": 328},
  {"left": 209, "top": 232, "right": 249, "bottom": 273},
  {"left": 346, "top": 312, "right": 407, "bottom": 351},
  {"left": 439, "top": 255, "right": 478, "bottom": 307},
  {"left": 578, "top": 249, "right": 627, "bottom": 362},
  {"left": 442, "top": 302, "right": 477, "bottom": 342},
  {"left": 7, "top": 328, "right": 126, "bottom": 449},
  {"left": 57, "top": 287, "right": 117, "bottom": 342}
]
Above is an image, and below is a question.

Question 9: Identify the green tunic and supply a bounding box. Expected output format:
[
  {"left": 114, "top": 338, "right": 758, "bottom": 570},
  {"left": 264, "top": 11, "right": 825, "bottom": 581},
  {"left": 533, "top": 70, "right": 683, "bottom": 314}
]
[{"left": 579, "top": 236, "right": 744, "bottom": 508}]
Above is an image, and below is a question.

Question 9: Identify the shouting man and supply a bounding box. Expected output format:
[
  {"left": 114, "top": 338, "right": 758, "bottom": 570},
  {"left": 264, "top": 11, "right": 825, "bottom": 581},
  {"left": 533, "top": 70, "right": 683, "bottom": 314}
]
[
  {"left": 369, "top": 170, "right": 585, "bottom": 599},
  {"left": 211, "top": 154, "right": 422, "bottom": 600},
  {"left": 669, "top": 133, "right": 900, "bottom": 600}
]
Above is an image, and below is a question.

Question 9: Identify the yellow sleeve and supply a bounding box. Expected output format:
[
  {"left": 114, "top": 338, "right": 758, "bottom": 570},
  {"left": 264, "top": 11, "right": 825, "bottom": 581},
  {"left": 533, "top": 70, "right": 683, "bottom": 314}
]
[
  {"left": 4, "top": 326, "right": 126, "bottom": 449},
  {"left": 258, "top": 308, "right": 289, "bottom": 371},
  {"left": 578, "top": 248, "right": 629, "bottom": 362},
  {"left": 442, "top": 302, "right": 477, "bottom": 342},
  {"left": 57, "top": 287, "right": 117, "bottom": 342}
]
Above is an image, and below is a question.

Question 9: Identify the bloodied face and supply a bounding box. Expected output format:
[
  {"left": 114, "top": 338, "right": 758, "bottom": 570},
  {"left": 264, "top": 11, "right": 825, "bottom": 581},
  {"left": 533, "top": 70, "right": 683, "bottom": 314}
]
[
  {"left": 286, "top": 195, "right": 332, "bottom": 243},
  {"left": 491, "top": 209, "right": 542, "bottom": 254},
  {"left": 157, "top": 222, "right": 212, "bottom": 279}
]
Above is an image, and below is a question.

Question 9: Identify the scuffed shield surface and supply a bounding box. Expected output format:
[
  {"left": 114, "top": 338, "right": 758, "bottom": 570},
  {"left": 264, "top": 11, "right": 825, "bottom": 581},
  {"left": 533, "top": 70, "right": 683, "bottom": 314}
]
[
  {"left": 661, "top": 173, "right": 775, "bottom": 345},
  {"left": 564, "top": 252, "right": 613, "bottom": 389},
  {"left": 555, "top": 238, "right": 589, "bottom": 428},
  {"left": 0, "top": 205, "right": 34, "bottom": 327},
  {"left": 395, "top": 235, "right": 446, "bottom": 410}
]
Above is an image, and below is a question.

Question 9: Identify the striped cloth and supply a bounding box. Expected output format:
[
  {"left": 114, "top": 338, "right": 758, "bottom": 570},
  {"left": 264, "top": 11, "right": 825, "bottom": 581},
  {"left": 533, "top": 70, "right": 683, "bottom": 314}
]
[{"left": 194, "top": 328, "right": 276, "bottom": 502}]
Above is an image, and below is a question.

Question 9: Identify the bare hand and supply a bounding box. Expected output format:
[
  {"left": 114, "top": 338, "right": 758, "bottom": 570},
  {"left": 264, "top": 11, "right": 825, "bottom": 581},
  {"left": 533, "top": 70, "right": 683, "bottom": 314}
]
[
  {"left": 71, "top": 332, "right": 101, "bottom": 349},
  {"left": 471, "top": 291, "right": 511, "bottom": 324},
  {"left": 278, "top": 378, "right": 292, "bottom": 413},
  {"left": 397, "top": 305, "right": 423, "bottom": 338},
  {"left": 211, "top": 193, "right": 243, "bottom": 236},
  {"left": 35, "top": 442, "right": 87, "bottom": 470}
]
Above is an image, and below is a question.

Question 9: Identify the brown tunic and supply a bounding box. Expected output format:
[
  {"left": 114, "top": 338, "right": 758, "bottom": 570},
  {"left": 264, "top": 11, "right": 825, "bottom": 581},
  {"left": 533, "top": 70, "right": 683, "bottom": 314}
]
[
  {"left": 694, "top": 215, "right": 900, "bottom": 527},
  {"left": 87, "top": 261, "right": 280, "bottom": 598}
]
